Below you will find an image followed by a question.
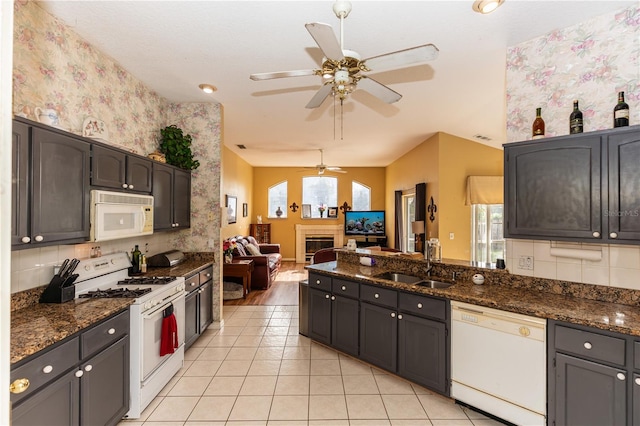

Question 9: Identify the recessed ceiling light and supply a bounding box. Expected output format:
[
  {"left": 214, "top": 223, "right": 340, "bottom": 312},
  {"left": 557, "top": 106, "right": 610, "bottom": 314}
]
[
  {"left": 472, "top": 0, "right": 505, "bottom": 14},
  {"left": 198, "top": 83, "right": 217, "bottom": 94}
]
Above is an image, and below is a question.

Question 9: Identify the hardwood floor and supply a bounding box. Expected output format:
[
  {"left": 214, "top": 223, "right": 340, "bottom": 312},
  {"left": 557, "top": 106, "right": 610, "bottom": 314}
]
[{"left": 223, "top": 261, "right": 307, "bottom": 306}]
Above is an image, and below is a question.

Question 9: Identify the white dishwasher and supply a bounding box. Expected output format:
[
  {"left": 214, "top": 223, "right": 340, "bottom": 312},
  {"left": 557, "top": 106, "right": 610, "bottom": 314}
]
[{"left": 451, "top": 301, "right": 546, "bottom": 426}]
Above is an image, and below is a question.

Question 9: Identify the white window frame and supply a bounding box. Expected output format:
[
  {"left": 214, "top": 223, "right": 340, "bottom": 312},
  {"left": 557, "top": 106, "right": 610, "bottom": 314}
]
[
  {"left": 267, "top": 180, "right": 288, "bottom": 218},
  {"left": 352, "top": 181, "right": 371, "bottom": 211},
  {"left": 471, "top": 204, "right": 505, "bottom": 264},
  {"left": 302, "top": 176, "right": 338, "bottom": 218}
]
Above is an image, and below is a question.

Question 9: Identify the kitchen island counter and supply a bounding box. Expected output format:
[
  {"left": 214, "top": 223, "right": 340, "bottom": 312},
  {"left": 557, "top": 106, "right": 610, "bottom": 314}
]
[{"left": 308, "top": 257, "right": 640, "bottom": 337}]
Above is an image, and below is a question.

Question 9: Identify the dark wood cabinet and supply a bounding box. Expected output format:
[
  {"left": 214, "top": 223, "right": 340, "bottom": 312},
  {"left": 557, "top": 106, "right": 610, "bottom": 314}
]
[
  {"left": 360, "top": 302, "right": 397, "bottom": 372},
  {"left": 308, "top": 287, "right": 332, "bottom": 345},
  {"left": 547, "top": 320, "right": 640, "bottom": 426},
  {"left": 152, "top": 162, "right": 191, "bottom": 231},
  {"left": 505, "top": 125, "right": 640, "bottom": 244},
  {"left": 184, "top": 266, "right": 214, "bottom": 349},
  {"left": 91, "top": 144, "right": 152, "bottom": 193},
  {"left": 250, "top": 223, "right": 271, "bottom": 243},
  {"left": 331, "top": 295, "right": 359, "bottom": 356},
  {"left": 11, "top": 310, "right": 129, "bottom": 426},
  {"left": 398, "top": 313, "right": 447, "bottom": 394},
  {"left": 12, "top": 120, "right": 91, "bottom": 249}
]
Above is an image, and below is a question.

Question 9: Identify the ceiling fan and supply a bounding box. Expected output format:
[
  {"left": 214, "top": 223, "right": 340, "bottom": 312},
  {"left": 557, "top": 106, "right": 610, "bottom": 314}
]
[
  {"left": 303, "top": 149, "right": 346, "bottom": 175},
  {"left": 249, "top": 1, "right": 439, "bottom": 109}
]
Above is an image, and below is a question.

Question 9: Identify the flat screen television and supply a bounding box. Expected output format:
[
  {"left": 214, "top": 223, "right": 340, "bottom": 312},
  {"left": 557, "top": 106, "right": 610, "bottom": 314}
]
[{"left": 344, "top": 210, "right": 386, "bottom": 236}]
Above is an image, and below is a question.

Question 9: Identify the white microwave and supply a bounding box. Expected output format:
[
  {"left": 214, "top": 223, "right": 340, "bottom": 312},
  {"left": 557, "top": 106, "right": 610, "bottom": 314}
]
[{"left": 90, "top": 190, "right": 154, "bottom": 242}]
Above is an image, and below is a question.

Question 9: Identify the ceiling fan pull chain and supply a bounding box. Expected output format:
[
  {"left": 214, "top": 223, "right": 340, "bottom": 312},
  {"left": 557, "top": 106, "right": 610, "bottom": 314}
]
[{"left": 340, "top": 97, "right": 344, "bottom": 140}]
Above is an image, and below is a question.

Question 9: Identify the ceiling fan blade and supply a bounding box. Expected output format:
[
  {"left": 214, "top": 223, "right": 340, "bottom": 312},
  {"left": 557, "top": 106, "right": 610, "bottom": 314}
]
[
  {"left": 250, "top": 69, "right": 317, "bottom": 81},
  {"left": 305, "top": 84, "right": 333, "bottom": 109},
  {"left": 305, "top": 22, "right": 344, "bottom": 61},
  {"left": 326, "top": 166, "right": 342, "bottom": 171},
  {"left": 358, "top": 76, "right": 402, "bottom": 104},
  {"left": 363, "top": 44, "right": 439, "bottom": 72}
]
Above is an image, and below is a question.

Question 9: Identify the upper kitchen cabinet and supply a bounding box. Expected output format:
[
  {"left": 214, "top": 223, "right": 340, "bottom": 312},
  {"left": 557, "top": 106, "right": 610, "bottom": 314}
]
[
  {"left": 91, "top": 144, "right": 152, "bottom": 193},
  {"left": 12, "top": 119, "right": 91, "bottom": 249},
  {"left": 504, "top": 125, "right": 640, "bottom": 245},
  {"left": 152, "top": 162, "right": 191, "bottom": 231}
]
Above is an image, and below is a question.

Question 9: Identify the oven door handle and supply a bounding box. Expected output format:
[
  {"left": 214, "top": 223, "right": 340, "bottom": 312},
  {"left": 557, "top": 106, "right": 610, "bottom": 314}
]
[{"left": 142, "top": 292, "right": 184, "bottom": 319}]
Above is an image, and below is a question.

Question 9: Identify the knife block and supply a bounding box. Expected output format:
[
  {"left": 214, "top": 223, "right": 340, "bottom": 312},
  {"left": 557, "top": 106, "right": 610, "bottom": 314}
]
[{"left": 39, "top": 276, "right": 75, "bottom": 303}]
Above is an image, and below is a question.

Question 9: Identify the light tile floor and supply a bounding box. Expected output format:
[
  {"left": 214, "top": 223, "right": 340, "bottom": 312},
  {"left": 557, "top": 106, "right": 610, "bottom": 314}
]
[{"left": 119, "top": 305, "right": 505, "bottom": 426}]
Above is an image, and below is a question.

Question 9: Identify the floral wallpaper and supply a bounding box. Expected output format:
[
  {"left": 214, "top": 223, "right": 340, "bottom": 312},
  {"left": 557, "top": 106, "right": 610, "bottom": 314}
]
[
  {"left": 506, "top": 5, "right": 640, "bottom": 142},
  {"left": 11, "top": 0, "right": 223, "bottom": 314}
]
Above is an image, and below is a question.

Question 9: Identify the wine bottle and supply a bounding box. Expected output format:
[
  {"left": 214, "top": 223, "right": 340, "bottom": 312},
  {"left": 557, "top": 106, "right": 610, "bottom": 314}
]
[
  {"left": 569, "top": 100, "right": 583, "bottom": 134},
  {"left": 613, "top": 91, "right": 629, "bottom": 128},
  {"left": 131, "top": 245, "right": 141, "bottom": 274},
  {"left": 532, "top": 107, "right": 545, "bottom": 139}
]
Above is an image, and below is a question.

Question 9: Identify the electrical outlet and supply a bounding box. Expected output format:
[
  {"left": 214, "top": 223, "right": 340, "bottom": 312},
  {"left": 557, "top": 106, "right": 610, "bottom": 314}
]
[
  {"left": 449, "top": 232, "right": 454, "bottom": 240},
  {"left": 518, "top": 255, "right": 534, "bottom": 270}
]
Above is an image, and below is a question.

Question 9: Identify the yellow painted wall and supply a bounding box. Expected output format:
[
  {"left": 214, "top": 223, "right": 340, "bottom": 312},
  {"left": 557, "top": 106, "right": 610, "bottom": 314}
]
[
  {"left": 253, "top": 167, "right": 386, "bottom": 260},
  {"left": 386, "top": 132, "right": 503, "bottom": 261},
  {"left": 221, "top": 146, "right": 254, "bottom": 239}
]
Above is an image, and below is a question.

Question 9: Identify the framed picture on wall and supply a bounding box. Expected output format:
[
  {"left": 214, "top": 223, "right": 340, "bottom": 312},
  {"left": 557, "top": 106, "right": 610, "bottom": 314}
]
[
  {"left": 226, "top": 195, "right": 237, "bottom": 224},
  {"left": 242, "top": 202, "right": 248, "bottom": 217},
  {"left": 328, "top": 207, "right": 338, "bottom": 218},
  {"left": 302, "top": 204, "right": 311, "bottom": 219}
]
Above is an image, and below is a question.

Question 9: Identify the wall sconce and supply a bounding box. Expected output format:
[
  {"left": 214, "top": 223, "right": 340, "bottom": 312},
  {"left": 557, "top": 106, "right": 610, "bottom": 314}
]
[
  {"left": 339, "top": 202, "right": 352, "bottom": 214},
  {"left": 289, "top": 202, "right": 299, "bottom": 213},
  {"left": 411, "top": 220, "right": 425, "bottom": 253},
  {"left": 428, "top": 197, "right": 437, "bottom": 222}
]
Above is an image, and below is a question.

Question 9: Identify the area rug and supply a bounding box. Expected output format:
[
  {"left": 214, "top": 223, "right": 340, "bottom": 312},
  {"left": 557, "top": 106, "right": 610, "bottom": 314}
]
[{"left": 223, "top": 281, "right": 244, "bottom": 300}]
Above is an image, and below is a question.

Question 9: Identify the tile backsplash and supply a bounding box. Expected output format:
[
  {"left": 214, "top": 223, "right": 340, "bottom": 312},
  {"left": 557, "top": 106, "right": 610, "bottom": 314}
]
[
  {"left": 11, "top": 233, "right": 176, "bottom": 293},
  {"left": 506, "top": 239, "right": 640, "bottom": 290}
]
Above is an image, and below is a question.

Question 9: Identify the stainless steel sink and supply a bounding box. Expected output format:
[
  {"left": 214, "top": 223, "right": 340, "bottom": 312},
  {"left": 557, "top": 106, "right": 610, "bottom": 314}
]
[
  {"left": 374, "top": 271, "right": 423, "bottom": 284},
  {"left": 416, "top": 280, "right": 454, "bottom": 289}
]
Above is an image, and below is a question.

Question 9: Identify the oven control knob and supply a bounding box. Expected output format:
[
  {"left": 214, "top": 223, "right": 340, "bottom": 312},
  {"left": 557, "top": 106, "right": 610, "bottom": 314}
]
[
  {"left": 84, "top": 265, "right": 91, "bottom": 271},
  {"left": 144, "top": 302, "right": 151, "bottom": 310},
  {"left": 110, "top": 259, "right": 117, "bottom": 265}
]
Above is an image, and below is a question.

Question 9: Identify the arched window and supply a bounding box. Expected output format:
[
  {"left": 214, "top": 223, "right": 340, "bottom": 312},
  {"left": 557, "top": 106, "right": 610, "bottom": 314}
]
[
  {"left": 268, "top": 181, "right": 287, "bottom": 218},
  {"left": 352, "top": 181, "right": 371, "bottom": 211},
  {"left": 302, "top": 176, "right": 338, "bottom": 218}
]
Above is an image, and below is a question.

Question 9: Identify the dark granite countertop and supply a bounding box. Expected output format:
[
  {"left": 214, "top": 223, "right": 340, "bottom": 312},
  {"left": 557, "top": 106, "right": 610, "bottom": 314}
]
[
  {"left": 308, "top": 259, "right": 640, "bottom": 337},
  {"left": 11, "top": 298, "right": 133, "bottom": 364}
]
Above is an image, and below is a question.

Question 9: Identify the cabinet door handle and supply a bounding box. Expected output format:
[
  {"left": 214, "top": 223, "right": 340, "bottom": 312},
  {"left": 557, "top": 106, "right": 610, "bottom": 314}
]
[
  {"left": 417, "top": 303, "right": 423, "bottom": 309},
  {"left": 617, "top": 373, "right": 626, "bottom": 381},
  {"left": 341, "top": 286, "right": 347, "bottom": 291},
  {"left": 374, "top": 293, "right": 380, "bottom": 299},
  {"left": 34, "top": 235, "right": 44, "bottom": 242},
  {"left": 316, "top": 280, "right": 321, "bottom": 285},
  {"left": 635, "top": 378, "right": 640, "bottom": 386},
  {"left": 21, "top": 236, "right": 30, "bottom": 243},
  {"left": 42, "top": 365, "right": 53, "bottom": 374},
  {"left": 128, "top": 184, "right": 134, "bottom": 189},
  {"left": 175, "top": 223, "right": 179, "bottom": 227},
  {"left": 398, "top": 314, "right": 403, "bottom": 320},
  {"left": 584, "top": 342, "right": 592, "bottom": 350},
  {"left": 331, "top": 295, "right": 336, "bottom": 301},
  {"left": 190, "top": 282, "right": 197, "bottom": 287},
  {"left": 391, "top": 312, "right": 396, "bottom": 318},
  {"left": 206, "top": 273, "right": 211, "bottom": 278},
  {"left": 122, "top": 183, "right": 128, "bottom": 189},
  {"left": 9, "top": 379, "right": 30, "bottom": 394},
  {"left": 592, "top": 231, "right": 600, "bottom": 238},
  {"left": 75, "top": 370, "right": 84, "bottom": 378},
  {"left": 84, "top": 365, "right": 93, "bottom": 372},
  {"left": 325, "top": 294, "right": 330, "bottom": 299},
  {"left": 610, "top": 232, "right": 618, "bottom": 239},
  {"left": 107, "top": 328, "right": 116, "bottom": 335}
]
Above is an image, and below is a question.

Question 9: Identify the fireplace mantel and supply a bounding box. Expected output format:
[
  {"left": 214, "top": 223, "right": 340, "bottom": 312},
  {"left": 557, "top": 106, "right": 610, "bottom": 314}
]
[{"left": 295, "top": 224, "right": 344, "bottom": 263}]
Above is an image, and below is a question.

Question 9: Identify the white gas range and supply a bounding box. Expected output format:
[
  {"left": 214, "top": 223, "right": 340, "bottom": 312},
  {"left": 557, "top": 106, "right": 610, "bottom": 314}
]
[{"left": 74, "top": 252, "right": 186, "bottom": 419}]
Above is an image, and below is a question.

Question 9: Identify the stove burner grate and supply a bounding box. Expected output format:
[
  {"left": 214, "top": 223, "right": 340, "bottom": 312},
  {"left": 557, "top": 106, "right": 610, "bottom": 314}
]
[
  {"left": 118, "top": 276, "right": 176, "bottom": 285},
  {"left": 79, "top": 287, "right": 153, "bottom": 298}
]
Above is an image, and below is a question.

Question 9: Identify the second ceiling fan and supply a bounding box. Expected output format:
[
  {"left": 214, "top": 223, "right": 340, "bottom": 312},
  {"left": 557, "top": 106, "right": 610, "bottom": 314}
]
[
  {"left": 303, "top": 149, "right": 346, "bottom": 175},
  {"left": 249, "top": 1, "right": 439, "bottom": 109}
]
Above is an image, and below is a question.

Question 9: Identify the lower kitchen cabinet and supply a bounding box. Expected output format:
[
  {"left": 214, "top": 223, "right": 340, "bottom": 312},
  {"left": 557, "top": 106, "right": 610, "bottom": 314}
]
[
  {"left": 548, "top": 320, "right": 640, "bottom": 426},
  {"left": 360, "top": 301, "right": 397, "bottom": 372},
  {"left": 184, "top": 266, "right": 214, "bottom": 349},
  {"left": 398, "top": 313, "right": 447, "bottom": 394},
  {"left": 308, "top": 287, "right": 332, "bottom": 345},
  {"left": 331, "top": 295, "right": 359, "bottom": 355},
  {"left": 10, "top": 310, "right": 130, "bottom": 426}
]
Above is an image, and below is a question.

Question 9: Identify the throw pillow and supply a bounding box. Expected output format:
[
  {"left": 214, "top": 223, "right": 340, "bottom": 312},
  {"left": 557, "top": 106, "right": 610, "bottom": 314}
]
[
  {"left": 235, "top": 243, "right": 247, "bottom": 256},
  {"left": 245, "top": 243, "right": 261, "bottom": 256},
  {"left": 247, "top": 236, "right": 259, "bottom": 245}
]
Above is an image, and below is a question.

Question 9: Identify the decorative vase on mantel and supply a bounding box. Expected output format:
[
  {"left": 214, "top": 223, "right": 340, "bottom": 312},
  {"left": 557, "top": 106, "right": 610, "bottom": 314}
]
[
  {"left": 275, "top": 207, "right": 283, "bottom": 217},
  {"left": 319, "top": 210, "right": 324, "bottom": 218},
  {"left": 224, "top": 253, "right": 233, "bottom": 264}
]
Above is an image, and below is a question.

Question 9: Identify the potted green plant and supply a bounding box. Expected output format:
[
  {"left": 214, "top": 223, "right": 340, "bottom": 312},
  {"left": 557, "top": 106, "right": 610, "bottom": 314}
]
[{"left": 159, "top": 125, "right": 200, "bottom": 170}]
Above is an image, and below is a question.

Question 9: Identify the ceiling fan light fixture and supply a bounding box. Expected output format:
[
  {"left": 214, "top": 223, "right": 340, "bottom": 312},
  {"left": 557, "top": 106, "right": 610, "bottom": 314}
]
[
  {"left": 472, "top": 0, "right": 504, "bottom": 14},
  {"left": 198, "top": 83, "right": 217, "bottom": 94}
]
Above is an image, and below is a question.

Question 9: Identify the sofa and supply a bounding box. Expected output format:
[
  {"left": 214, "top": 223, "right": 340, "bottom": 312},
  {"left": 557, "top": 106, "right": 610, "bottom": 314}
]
[{"left": 227, "top": 235, "right": 282, "bottom": 290}]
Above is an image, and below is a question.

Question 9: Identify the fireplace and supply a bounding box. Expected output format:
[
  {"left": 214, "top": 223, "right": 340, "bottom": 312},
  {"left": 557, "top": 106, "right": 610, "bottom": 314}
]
[
  {"left": 295, "top": 224, "right": 344, "bottom": 263},
  {"left": 305, "top": 235, "right": 335, "bottom": 262}
]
